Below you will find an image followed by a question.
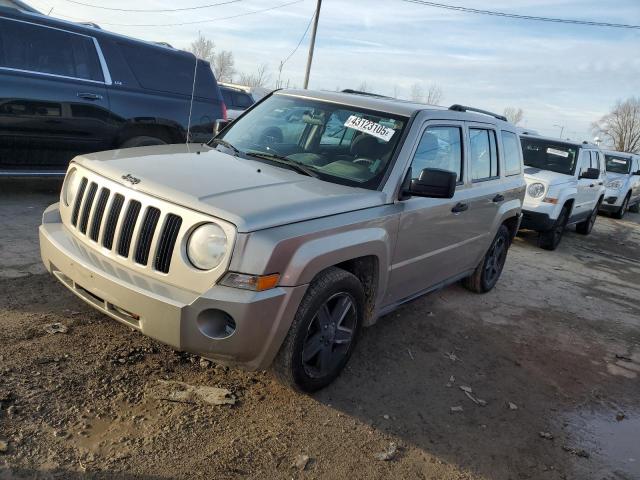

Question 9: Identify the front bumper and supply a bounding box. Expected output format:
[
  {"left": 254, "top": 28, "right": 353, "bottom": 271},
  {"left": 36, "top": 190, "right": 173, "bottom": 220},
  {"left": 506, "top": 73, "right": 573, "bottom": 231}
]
[
  {"left": 520, "top": 209, "right": 556, "bottom": 231},
  {"left": 39, "top": 204, "right": 307, "bottom": 370},
  {"left": 598, "top": 191, "right": 623, "bottom": 212}
]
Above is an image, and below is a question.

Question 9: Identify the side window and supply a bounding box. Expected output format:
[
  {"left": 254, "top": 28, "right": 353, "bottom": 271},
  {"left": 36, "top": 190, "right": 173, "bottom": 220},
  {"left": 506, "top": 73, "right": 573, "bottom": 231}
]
[
  {"left": 235, "top": 93, "right": 254, "bottom": 109},
  {"left": 579, "top": 150, "right": 592, "bottom": 175},
  {"left": 0, "top": 18, "right": 103, "bottom": 81},
  {"left": 470, "top": 128, "right": 499, "bottom": 181},
  {"left": 592, "top": 151, "right": 601, "bottom": 171},
  {"left": 410, "top": 126, "right": 463, "bottom": 182},
  {"left": 221, "top": 90, "right": 233, "bottom": 107},
  {"left": 501, "top": 131, "right": 521, "bottom": 176}
]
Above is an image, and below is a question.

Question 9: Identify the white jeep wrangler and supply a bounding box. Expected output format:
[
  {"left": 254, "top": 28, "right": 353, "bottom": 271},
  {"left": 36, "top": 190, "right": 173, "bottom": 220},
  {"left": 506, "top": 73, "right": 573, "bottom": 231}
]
[{"left": 519, "top": 134, "right": 606, "bottom": 250}]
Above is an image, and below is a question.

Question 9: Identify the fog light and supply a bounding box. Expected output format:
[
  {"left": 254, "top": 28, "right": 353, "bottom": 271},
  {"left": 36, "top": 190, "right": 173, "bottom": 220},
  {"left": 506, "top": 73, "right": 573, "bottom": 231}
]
[{"left": 197, "top": 309, "right": 236, "bottom": 340}]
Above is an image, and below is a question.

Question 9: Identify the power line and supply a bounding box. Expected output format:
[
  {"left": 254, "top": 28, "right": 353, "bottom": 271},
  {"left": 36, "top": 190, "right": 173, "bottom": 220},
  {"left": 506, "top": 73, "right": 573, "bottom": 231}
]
[
  {"left": 50, "top": 0, "right": 305, "bottom": 27},
  {"left": 60, "top": 0, "right": 243, "bottom": 13},
  {"left": 401, "top": 0, "right": 640, "bottom": 30},
  {"left": 280, "top": 10, "right": 314, "bottom": 68}
]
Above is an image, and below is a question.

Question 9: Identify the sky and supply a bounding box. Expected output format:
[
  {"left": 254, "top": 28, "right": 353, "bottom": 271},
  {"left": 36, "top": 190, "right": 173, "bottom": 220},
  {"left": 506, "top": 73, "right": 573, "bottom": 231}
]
[{"left": 24, "top": 0, "right": 640, "bottom": 141}]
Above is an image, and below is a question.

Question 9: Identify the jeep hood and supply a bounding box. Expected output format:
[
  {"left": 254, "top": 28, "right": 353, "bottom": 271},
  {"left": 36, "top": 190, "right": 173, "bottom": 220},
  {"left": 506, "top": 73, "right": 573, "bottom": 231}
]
[
  {"left": 73, "top": 144, "right": 387, "bottom": 232},
  {"left": 524, "top": 166, "right": 574, "bottom": 186}
]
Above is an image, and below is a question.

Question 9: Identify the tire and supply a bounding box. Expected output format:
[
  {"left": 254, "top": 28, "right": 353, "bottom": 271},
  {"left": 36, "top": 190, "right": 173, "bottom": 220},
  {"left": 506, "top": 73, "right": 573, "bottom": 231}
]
[
  {"left": 538, "top": 205, "right": 569, "bottom": 251},
  {"left": 120, "top": 136, "right": 168, "bottom": 148},
  {"left": 576, "top": 199, "right": 601, "bottom": 235},
  {"left": 462, "top": 225, "right": 511, "bottom": 294},
  {"left": 272, "top": 267, "right": 364, "bottom": 393},
  {"left": 613, "top": 193, "right": 630, "bottom": 219},
  {"left": 629, "top": 201, "right": 640, "bottom": 213}
]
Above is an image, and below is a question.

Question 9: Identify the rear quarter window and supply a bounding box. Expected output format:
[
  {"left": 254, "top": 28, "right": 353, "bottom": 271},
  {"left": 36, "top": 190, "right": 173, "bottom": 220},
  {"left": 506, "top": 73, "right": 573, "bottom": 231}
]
[
  {"left": 119, "top": 42, "right": 195, "bottom": 96},
  {"left": 501, "top": 131, "right": 522, "bottom": 176}
]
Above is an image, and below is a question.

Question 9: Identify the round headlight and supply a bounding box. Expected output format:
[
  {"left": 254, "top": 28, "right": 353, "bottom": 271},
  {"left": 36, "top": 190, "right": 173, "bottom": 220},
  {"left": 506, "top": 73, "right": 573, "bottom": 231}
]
[
  {"left": 63, "top": 168, "right": 81, "bottom": 206},
  {"left": 187, "top": 223, "right": 228, "bottom": 270},
  {"left": 527, "top": 182, "right": 545, "bottom": 198}
]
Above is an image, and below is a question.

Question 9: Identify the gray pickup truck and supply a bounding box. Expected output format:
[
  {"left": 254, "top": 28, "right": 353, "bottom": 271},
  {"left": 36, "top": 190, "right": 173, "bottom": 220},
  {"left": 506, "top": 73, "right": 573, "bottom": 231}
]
[{"left": 40, "top": 89, "right": 525, "bottom": 391}]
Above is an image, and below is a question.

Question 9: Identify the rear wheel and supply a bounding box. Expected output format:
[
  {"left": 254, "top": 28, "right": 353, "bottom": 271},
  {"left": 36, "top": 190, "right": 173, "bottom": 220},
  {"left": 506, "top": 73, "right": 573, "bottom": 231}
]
[
  {"left": 576, "top": 199, "right": 601, "bottom": 235},
  {"left": 538, "top": 205, "right": 569, "bottom": 250},
  {"left": 273, "top": 267, "right": 364, "bottom": 393},
  {"left": 120, "top": 136, "right": 168, "bottom": 149},
  {"left": 613, "top": 193, "right": 630, "bottom": 219},
  {"left": 463, "top": 225, "right": 511, "bottom": 293}
]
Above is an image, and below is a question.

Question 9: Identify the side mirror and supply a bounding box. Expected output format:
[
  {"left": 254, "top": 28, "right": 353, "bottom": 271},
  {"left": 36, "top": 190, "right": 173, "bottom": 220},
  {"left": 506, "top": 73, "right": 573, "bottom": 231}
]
[
  {"left": 580, "top": 167, "right": 600, "bottom": 180},
  {"left": 407, "top": 168, "right": 457, "bottom": 199},
  {"left": 633, "top": 170, "right": 640, "bottom": 176}
]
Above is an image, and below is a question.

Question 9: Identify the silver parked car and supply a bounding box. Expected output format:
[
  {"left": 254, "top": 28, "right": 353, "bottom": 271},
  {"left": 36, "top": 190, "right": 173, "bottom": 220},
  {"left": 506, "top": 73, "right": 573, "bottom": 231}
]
[
  {"left": 599, "top": 150, "right": 640, "bottom": 218},
  {"left": 40, "top": 90, "right": 525, "bottom": 391}
]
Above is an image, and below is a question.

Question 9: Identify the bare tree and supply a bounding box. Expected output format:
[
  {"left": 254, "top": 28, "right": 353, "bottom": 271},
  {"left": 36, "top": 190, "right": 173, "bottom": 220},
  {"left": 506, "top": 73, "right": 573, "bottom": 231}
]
[
  {"left": 238, "top": 64, "right": 271, "bottom": 88},
  {"left": 213, "top": 50, "right": 235, "bottom": 82},
  {"left": 592, "top": 97, "right": 640, "bottom": 153},
  {"left": 503, "top": 107, "right": 524, "bottom": 125},
  {"left": 188, "top": 33, "right": 215, "bottom": 64},
  {"left": 409, "top": 83, "right": 443, "bottom": 104},
  {"left": 356, "top": 81, "right": 370, "bottom": 92},
  {"left": 425, "top": 84, "right": 443, "bottom": 105},
  {"left": 409, "top": 83, "right": 424, "bottom": 102}
]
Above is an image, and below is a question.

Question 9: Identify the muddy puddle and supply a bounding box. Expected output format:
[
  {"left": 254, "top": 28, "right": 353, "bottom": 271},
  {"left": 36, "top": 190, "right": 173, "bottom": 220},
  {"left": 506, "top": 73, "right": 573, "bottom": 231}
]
[{"left": 565, "top": 409, "right": 640, "bottom": 478}]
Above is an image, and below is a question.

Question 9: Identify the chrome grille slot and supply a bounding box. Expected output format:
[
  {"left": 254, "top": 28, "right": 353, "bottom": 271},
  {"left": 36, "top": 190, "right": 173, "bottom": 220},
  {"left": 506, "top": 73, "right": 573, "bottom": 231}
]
[
  {"left": 155, "top": 214, "right": 182, "bottom": 274},
  {"left": 78, "top": 182, "right": 98, "bottom": 234},
  {"left": 61, "top": 165, "right": 235, "bottom": 290},
  {"left": 102, "top": 193, "right": 124, "bottom": 250},
  {"left": 71, "top": 177, "right": 88, "bottom": 226},
  {"left": 89, "top": 187, "right": 110, "bottom": 242},
  {"left": 134, "top": 207, "right": 160, "bottom": 266},
  {"left": 117, "top": 200, "right": 141, "bottom": 258}
]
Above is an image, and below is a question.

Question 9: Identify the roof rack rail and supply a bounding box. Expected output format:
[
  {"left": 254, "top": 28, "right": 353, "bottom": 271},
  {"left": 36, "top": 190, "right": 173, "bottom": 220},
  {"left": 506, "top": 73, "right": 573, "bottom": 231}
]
[
  {"left": 341, "top": 89, "right": 390, "bottom": 99},
  {"left": 449, "top": 104, "right": 507, "bottom": 122}
]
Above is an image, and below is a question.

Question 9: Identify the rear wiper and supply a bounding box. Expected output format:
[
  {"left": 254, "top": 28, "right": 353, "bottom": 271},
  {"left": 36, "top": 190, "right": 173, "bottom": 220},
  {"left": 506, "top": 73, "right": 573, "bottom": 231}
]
[
  {"left": 210, "top": 138, "right": 241, "bottom": 156},
  {"left": 245, "top": 151, "right": 318, "bottom": 178}
]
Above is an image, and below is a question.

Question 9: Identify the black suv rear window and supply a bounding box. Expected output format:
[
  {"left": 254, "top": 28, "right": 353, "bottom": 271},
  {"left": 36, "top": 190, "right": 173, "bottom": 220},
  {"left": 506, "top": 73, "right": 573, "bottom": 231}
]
[{"left": 0, "top": 18, "right": 103, "bottom": 82}]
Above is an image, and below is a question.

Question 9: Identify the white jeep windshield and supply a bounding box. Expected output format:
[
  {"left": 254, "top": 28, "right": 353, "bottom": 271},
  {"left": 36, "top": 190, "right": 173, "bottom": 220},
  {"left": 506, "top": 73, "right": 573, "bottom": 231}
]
[
  {"left": 216, "top": 94, "right": 408, "bottom": 189},
  {"left": 605, "top": 155, "right": 631, "bottom": 174},
  {"left": 521, "top": 138, "right": 578, "bottom": 176}
]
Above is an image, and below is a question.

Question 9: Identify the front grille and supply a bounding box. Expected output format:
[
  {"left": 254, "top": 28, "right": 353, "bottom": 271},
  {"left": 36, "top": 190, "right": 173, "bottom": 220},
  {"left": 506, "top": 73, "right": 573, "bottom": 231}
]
[{"left": 68, "top": 175, "right": 183, "bottom": 274}]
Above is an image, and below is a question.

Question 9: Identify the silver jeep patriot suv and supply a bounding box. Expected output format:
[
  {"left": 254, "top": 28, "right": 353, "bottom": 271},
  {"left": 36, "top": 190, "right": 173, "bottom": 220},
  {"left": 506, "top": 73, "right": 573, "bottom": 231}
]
[{"left": 40, "top": 90, "right": 525, "bottom": 391}]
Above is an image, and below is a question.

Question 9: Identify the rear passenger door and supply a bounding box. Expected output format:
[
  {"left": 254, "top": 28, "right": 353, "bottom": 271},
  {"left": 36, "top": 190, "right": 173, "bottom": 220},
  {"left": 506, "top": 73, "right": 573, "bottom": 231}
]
[
  {"left": 0, "top": 17, "right": 110, "bottom": 171},
  {"left": 387, "top": 121, "right": 483, "bottom": 304},
  {"left": 465, "top": 124, "right": 504, "bottom": 253}
]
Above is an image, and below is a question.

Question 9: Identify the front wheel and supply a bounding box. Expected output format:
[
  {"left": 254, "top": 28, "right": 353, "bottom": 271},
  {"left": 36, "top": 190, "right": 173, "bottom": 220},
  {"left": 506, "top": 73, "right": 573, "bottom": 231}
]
[
  {"left": 576, "top": 199, "right": 601, "bottom": 235},
  {"left": 538, "top": 205, "right": 569, "bottom": 250},
  {"left": 613, "top": 194, "right": 630, "bottom": 219},
  {"left": 272, "top": 267, "right": 364, "bottom": 393},
  {"left": 462, "top": 225, "right": 511, "bottom": 293}
]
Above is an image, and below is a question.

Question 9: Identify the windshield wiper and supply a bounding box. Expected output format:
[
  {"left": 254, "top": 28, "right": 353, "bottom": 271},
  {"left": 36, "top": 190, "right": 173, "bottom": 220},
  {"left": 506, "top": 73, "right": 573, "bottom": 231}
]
[
  {"left": 245, "top": 151, "right": 319, "bottom": 178},
  {"left": 210, "top": 138, "right": 241, "bottom": 156}
]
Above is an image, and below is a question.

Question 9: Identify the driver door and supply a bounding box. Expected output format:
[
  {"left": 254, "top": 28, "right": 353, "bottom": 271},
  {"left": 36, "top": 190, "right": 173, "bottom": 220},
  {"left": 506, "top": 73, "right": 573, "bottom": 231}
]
[{"left": 575, "top": 150, "right": 598, "bottom": 219}]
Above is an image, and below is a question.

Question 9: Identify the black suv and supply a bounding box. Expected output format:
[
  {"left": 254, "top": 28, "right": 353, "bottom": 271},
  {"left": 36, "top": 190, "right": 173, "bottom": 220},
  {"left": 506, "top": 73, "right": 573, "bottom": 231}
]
[{"left": 0, "top": 7, "right": 226, "bottom": 175}]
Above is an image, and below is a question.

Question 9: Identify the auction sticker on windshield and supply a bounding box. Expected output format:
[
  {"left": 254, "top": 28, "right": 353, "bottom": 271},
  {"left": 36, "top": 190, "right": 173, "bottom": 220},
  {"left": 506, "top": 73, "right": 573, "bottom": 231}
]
[
  {"left": 344, "top": 115, "right": 395, "bottom": 142},
  {"left": 547, "top": 147, "right": 569, "bottom": 158}
]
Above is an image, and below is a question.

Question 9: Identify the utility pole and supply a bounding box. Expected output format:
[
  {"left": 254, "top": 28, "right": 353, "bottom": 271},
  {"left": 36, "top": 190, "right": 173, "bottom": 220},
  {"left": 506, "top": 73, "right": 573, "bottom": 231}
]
[{"left": 303, "top": 0, "right": 322, "bottom": 89}]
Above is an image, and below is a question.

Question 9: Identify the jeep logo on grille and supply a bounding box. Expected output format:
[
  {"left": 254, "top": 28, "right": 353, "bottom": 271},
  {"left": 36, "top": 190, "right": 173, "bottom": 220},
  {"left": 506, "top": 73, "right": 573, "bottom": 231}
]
[{"left": 121, "top": 174, "right": 140, "bottom": 185}]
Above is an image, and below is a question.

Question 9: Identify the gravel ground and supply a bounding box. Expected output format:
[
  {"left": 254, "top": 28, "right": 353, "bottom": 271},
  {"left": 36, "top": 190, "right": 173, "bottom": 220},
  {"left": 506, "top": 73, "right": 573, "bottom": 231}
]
[{"left": 1, "top": 179, "right": 639, "bottom": 480}]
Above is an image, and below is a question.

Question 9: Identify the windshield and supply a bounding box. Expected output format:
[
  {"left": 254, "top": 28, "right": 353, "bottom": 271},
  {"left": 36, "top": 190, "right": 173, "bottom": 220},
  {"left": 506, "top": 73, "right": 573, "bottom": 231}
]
[
  {"left": 521, "top": 138, "right": 578, "bottom": 176},
  {"left": 605, "top": 154, "right": 631, "bottom": 174},
  {"left": 216, "top": 94, "right": 407, "bottom": 189}
]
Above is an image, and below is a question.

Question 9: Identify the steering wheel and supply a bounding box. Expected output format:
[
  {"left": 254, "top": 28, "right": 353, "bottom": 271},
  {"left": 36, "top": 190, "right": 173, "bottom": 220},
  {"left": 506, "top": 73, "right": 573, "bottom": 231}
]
[{"left": 353, "top": 158, "right": 374, "bottom": 166}]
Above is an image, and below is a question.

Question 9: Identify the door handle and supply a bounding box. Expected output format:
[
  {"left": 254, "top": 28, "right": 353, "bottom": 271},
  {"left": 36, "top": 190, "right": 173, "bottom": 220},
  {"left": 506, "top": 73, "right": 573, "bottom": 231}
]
[
  {"left": 598, "top": 182, "right": 603, "bottom": 185},
  {"left": 589, "top": 184, "right": 595, "bottom": 187},
  {"left": 492, "top": 194, "right": 505, "bottom": 203},
  {"left": 451, "top": 202, "right": 468, "bottom": 213},
  {"left": 77, "top": 92, "right": 103, "bottom": 101}
]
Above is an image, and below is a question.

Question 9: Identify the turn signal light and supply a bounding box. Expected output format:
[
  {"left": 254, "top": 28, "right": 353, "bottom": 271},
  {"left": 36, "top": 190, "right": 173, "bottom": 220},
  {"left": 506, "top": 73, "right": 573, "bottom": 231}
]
[{"left": 220, "top": 272, "right": 280, "bottom": 291}]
